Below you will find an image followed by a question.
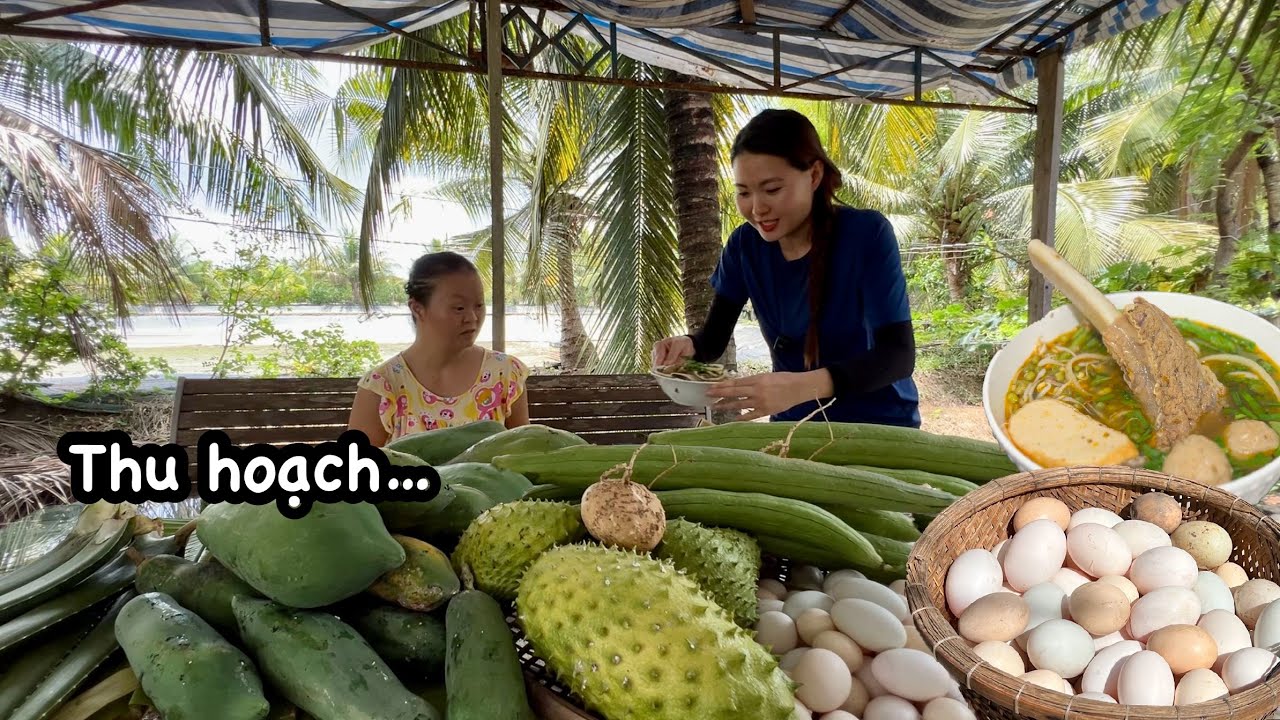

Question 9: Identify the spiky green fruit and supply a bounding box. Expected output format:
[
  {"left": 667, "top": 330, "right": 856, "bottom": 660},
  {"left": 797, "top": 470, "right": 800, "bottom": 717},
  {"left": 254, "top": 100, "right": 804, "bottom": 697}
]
[
  {"left": 517, "top": 544, "right": 795, "bottom": 720},
  {"left": 451, "top": 500, "right": 584, "bottom": 601},
  {"left": 654, "top": 518, "right": 761, "bottom": 627}
]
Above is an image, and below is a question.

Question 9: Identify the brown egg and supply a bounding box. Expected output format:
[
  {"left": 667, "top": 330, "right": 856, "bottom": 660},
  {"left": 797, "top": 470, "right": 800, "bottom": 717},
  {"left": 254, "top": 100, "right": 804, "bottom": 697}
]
[
  {"left": 1013, "top": 497, "right": 1072, "bottom": 532},
  {"left": 1147, "top": 624, "right": 1218, "bottom": 675},
  {"left": 959, "top": 593, "right": 1030, "bottom": 643},
  {"left": 1129, "top": 492, "right": 1182, "bottom": 533},
  {"left": 1069, "top": 582, "right": 1131, "bottom": 636}
]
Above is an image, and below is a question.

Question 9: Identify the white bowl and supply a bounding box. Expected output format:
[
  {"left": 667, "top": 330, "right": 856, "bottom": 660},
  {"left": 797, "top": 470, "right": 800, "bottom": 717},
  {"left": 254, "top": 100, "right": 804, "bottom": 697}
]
[
  {"left": 650, "top": 371, "right": 722, "bottom": 408},
  {"left": 982, "top": 291, "right": 1280, "bottom": 504}
]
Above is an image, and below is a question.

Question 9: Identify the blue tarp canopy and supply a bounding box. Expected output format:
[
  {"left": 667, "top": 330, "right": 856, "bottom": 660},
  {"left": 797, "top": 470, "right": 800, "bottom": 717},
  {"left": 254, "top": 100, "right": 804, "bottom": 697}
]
[{"left": 0, "top": 0, "right": 1190, "bottom": 105}]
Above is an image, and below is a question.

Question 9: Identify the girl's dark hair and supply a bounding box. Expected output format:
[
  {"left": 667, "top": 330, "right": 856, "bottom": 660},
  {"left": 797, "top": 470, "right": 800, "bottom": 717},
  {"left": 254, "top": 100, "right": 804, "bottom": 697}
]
[
  {"left": 404, "top": 251, "right": 478, "bottom": 306},
  {"left": 731, "top": 108, "right": 843, "bottom": 370}
]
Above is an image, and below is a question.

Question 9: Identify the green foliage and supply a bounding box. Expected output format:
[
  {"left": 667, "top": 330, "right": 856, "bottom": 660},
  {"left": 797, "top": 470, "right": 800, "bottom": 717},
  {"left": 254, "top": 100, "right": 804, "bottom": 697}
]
[
  {"left": 0, "top": 252, "right": 170, "bottom": 400},
  {"left": 912, "top": 295, "right": 1028, "bottom": 372}
]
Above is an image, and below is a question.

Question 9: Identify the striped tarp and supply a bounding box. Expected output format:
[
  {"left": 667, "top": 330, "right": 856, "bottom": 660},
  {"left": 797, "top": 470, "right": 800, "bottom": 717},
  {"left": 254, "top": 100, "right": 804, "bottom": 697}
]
[{"left": 0, "top": 0, "right": 1190, "bottom": 101}]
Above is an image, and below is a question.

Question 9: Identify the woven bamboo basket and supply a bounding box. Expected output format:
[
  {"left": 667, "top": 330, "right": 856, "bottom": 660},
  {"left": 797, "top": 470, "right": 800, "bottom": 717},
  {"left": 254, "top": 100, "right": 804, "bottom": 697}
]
[{"left": 905, "top": 465, "right": 1280, "bottom": 720}]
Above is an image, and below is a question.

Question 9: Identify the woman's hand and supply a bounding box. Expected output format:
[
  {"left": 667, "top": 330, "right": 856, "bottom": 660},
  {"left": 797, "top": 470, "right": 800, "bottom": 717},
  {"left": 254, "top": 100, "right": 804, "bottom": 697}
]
[
  {"left": 707, "top": 370, "right": 834, "bottom": 422},
  {"left": 652, "top": 335, "right": 695, "bottom": 367}
]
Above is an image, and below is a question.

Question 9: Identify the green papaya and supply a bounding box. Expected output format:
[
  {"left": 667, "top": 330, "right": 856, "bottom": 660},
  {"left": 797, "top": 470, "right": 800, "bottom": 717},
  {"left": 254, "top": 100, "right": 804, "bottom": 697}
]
[
  {"left": 444, "top": 589, "right": 536, "bottom": 720},
  {"left": 116, "top": 592, "right": 269, "bottom": 720},
  {"left": 348, "top": 604, "right": 447, "bottom": 678},
  {"left": 198, "top": 501, "right": 404, "bottom": 609},
  {"left": 135, "top": 554, "right": 261, "bottom": 639},
  {"left": 368, "top": 535, "right": 460, "bottom": 612},
  {"left": 446, "top": 424, "right": 586, "bottom": 464},
  {"left": 413, "top": 485, "right": 499, "bottom": 543},
  {"left": 233, "top": 597, "right": 441, "bottom": 720},
  {"left": 437, "top": 464, "right": 532, "bottom": 504},
  {"left": 387, "top": 422, "right": 506, "bottom": 465}
]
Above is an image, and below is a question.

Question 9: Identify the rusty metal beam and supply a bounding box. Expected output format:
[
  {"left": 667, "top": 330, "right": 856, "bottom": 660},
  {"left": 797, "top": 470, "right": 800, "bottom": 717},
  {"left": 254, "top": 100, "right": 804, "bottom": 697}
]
[{"left": 739, "top": 0, "right": 756, "bottom": 24}]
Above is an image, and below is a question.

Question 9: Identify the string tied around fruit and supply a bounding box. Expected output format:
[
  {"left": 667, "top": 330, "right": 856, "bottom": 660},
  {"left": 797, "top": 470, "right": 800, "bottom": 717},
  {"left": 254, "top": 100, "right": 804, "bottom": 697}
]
[
  {"left": 583, "top": 442, "right": 671, "bottom": 553},
  {"left": 761, "top": 396, "right": 838, "bottom": 460}
]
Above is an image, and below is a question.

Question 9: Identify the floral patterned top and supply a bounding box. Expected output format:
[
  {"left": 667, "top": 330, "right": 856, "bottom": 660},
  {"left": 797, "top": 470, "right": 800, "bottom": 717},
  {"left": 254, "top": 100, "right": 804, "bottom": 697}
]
[{"left": 357, "top": 349, "right": 529, "bottom": 442}]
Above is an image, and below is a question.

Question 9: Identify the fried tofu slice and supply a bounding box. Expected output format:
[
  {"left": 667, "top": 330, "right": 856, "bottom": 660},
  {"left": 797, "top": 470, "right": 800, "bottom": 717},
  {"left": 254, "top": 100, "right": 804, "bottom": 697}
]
[{"left": 1008, "top": 398, "right": 1141, "bottom": 468}]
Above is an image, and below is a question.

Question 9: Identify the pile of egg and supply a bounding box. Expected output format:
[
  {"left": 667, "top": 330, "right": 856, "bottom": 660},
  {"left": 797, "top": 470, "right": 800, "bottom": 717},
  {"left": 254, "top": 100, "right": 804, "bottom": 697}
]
[
  {"left": 755, "top": 565, "right": 977, "bottom": 720},
  {"left": 944, "top": 491, "right": 1280, "bottom": 706}
]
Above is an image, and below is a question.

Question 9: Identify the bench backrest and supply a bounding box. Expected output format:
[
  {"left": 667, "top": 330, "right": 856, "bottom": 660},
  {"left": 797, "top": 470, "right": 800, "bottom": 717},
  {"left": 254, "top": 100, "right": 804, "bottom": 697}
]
[{"left": 170, "top": 374, "right": 703, "bottom": 476}]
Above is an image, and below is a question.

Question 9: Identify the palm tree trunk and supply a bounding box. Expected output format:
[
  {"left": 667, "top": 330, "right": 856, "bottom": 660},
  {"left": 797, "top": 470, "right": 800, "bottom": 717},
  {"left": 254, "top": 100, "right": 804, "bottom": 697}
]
[
  {"left": 662, "top": 72, "right": 736, "bottom": 369},
  {"left": 1257, "top": 137, "right": 1280, "bottom": 235},
  {"left": 1206, "top": 128, "right": 1266, "bottom": 286},
  {"left": 556, "top": 202, "right": 597, "bottom": 372}
]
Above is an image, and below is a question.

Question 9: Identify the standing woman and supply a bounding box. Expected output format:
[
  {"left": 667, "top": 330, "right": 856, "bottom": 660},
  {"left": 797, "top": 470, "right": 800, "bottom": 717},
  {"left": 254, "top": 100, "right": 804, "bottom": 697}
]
[
  {"left": 653, "top": 108, "right": 920, "bottom": 427},
  {"left": 349, "top": 251, "right": 530, "bottom": 446}
]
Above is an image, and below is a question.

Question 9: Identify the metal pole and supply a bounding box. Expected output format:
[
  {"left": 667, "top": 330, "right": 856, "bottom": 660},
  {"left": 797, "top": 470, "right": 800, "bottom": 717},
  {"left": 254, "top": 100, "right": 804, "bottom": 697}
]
[
  {"left": 1027, "top": 45, "right": 1063, "bottom": 324},
  {"left": 485, "top": 0, "right": 506, "bottom": 352}
]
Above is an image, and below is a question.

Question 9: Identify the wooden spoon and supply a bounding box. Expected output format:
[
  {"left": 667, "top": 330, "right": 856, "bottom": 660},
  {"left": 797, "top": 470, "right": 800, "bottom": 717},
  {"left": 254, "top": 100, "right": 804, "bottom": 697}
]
[{"left": 1027, "top": 239, "right": 1225, "bottom": 451}]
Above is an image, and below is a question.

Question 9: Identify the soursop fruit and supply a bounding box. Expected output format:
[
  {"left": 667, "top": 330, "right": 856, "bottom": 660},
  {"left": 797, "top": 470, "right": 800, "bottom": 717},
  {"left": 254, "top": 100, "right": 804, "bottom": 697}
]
[
  {"left": 517, "top": 543, "right": 795, "bottom": 720},
  {"left": 451, "top": 500, "right": 584, "bottom": 601},
  {"left": 654, "top": 518, "right": 761, "bottom": 628}
]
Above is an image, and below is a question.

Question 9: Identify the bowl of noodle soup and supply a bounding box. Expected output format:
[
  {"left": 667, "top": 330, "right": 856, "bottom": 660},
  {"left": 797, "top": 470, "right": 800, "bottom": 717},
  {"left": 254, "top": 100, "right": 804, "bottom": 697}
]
[
  {"left": 651, "top": 360, "right": 730, "bottom": 407},
  {"left": 983, "top": 291, "right": 1280, "bottom": 503}
]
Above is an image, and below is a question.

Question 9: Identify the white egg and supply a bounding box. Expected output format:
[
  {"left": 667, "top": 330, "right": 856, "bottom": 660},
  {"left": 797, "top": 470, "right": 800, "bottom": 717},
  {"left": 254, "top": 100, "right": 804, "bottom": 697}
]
[
  {"left": 1068, "top": 508, "right": 1124, "bottom": 530},
  {"left": 1076, "top": 692, "right": 1117, "bottom": 703},
  {"left": 1066, "top": 523, "right": 1132, "bottom": 578},
  {"left": 1129, "top": 586, "right": 1201, "bottom": 641},
  {"left": 1197, "top": 609, "right": 1252, "bottom": 667},
  {"left": 793, "top": 697, "right": 811, "bottom": 720},
  {"left": 831, "top": 598, "right": 907, "bottom": 652},
  {"left": 871, "top": 648, "right": 953, "bottom": 702},
  {"left": 780, "top": 647, "right": 811, "bottom": 671},
  {"left": 1193, "top": 570, "right": 1236, "bottom": 614},
  {"left": 796, "top": 608, "right": 836, "bottom": 646},
  {"left": 1252, "top": 598, "right": 1280, "bottom": 649},
  {"left": 857, "top": 663, "right": 889, "bottom": 698},
  {"left": 903, "top": 622, "right": 930, "bottom": 653},
  {"left": 889, "top": 579, "right": 907, "bottom": 596},
  {"left": 1050, "top": 568, "right": 1091, "bottom": 596},
  {"left": 922, "top": 697, "right": 976, "bottom": 720},
  {"left": 973, "top": 640, "right": 1025, "bottom": 675},
  {"left": 841, "top": 675, "right": 871, "bottom": 715},
  {"left": 944, "top": 549, "right": 1004, "bottom": 617},
  {"left": 1112, "top": 519, "right": 1172, "bottom": 558},
  {"left": 784, "top": 590, "right": 835, "bottom": 619},
  {"left": 863, "top": 695, "right": 921, "bottom": 720},
  {"left": 760, "top": 598, "right": 786, "bottom": 614},
  {"left": 760, "top": 578, "right": 788, "bottom": 598},
  {"left": 1222, "top": 647, "right": 1279, "bottom": 692},
  {"left": 992, "top": 539, "right": 1010, "bottom": 564},
  {"left": 812, "top": 630, "right": 865, "bottom": 672},
  {"left": 832, "top": 577, "right": 910, "bottom": 621},
  {"left": 1117, "top": 650, "right": 1174, "bottom": 705},
  {"left": 1080, "top": 640, "right": 1142, "bottom": 696},
  {"left": 1021, "top": 669, "right": 1072, "bottom": 694},
  {"left": 1128, "top": 546, "right": 1198, "bottom": 595},
  {"left": 1026, "top": 619, "right": 1095, "bottom": 679},
  {"left": 823, "top": 569, "right": 866, "bottom": 595},
  {"left": 1091, "top": 631, "right": 1125, "bottom": 652},
  {"left": 820, "top": 711, "right": 857, "bottom": 720},
  {"left": 1002, "top": 519, "right": 1067, "bottom": 592},
  {"left": 756, "top": 610, "right": 799, "bottom": 654},
  {"left": 790, "top": 565, "right": 827, "bottom": 592},
  {"left": 792, "top": 648, "right": 854, "bottom": 713},
  {"left": 1175, "top": 667, "right": 1229, "bottom": 705},
  {"left": 1020, "top": 582, "right": 1069, "bottom": 633}
]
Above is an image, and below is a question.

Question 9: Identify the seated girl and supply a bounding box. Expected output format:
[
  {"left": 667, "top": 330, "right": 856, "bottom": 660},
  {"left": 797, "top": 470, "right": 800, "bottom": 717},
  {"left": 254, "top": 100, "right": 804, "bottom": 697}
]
[{"left": 347, "top": 251, "right": 530, "bottom": 446}]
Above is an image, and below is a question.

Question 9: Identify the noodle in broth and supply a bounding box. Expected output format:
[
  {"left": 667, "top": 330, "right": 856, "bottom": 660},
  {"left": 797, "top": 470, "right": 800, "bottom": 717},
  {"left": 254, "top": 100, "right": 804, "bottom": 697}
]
[{"left": 1006, "top": 319, "right": 1280, "bottom": 477}]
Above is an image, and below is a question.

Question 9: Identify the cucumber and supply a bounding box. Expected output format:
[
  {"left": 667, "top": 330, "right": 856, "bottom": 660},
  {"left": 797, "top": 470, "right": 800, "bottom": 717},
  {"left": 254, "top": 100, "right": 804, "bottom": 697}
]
[
  {"left": 493, "top": 445, "right": 955, "bottom": 514},
  {"left": 135, "top": 555, "right": 262, "bottom": 640},
  {"left": 444, "top": 589, "right": 536, "bottom": 720},
  {"left": 825, "top": 507, "right": 920, "bottom": 542},
  {"left": 864, "top": 533, "right": 913, "bottom": 568},
  {"left": 388, "top": 422, "right": 506, "bottom": 465},
  {"left": 232, "top": 596, "right": 441, "bottom": 720},
  {"left": 116, "top": 592, "right": 270, "bottom": 720},
  {"left": 848, "top": 466, "right": 978, "bottom": 497},
  {"left": 368, "top": 536, "right": 460, "bottom": 612},
  {"left": 447, "top": 424, "right": 587, "bottom": 464},
  {"left": 652, "top": 488, "right": 882, "bottom": 569},
  {"left": 348, "top": 605, "right": 447, "bottom": 679},
  {"left": 521, "top": 484, "right": 583, "bottom": 502},
  {"left": 437, "top": 464, "right": 532, "bottom": 504},
  {"left": 648, "top": 422, "right": 1018, "bottom": 482}
]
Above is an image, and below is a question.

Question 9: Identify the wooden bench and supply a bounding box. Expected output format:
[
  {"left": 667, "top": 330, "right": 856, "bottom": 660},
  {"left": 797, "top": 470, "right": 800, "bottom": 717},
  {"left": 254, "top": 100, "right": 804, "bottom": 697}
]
[{"left": 169, "top": 374, "right": 704, "bottom": 478}]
